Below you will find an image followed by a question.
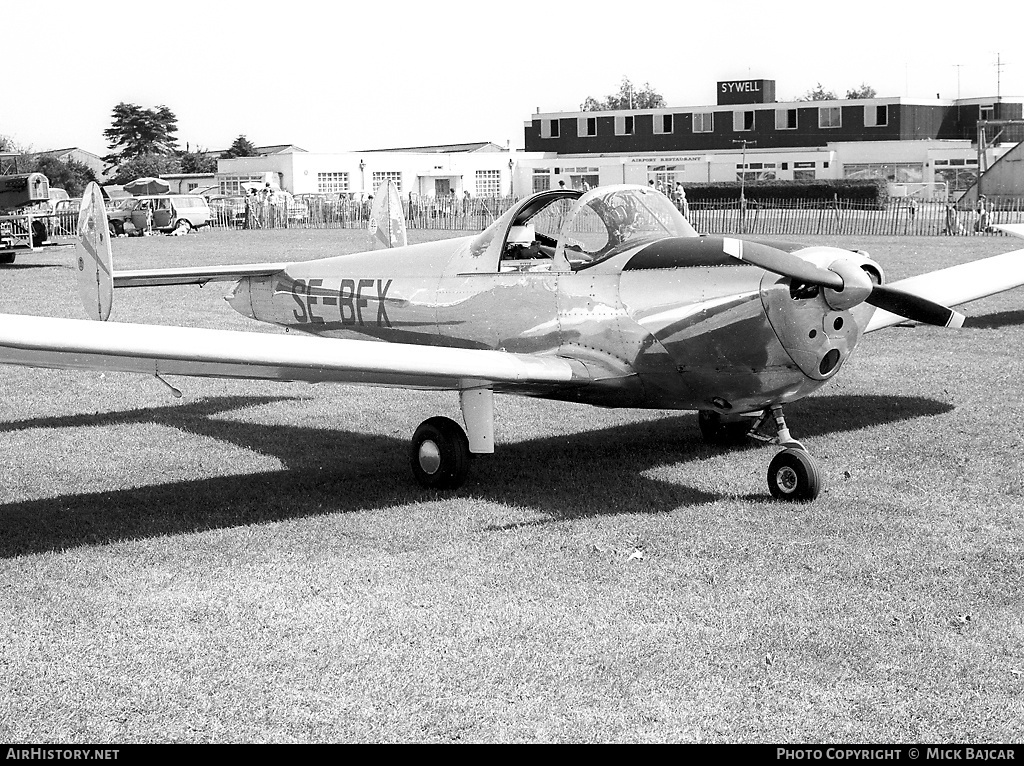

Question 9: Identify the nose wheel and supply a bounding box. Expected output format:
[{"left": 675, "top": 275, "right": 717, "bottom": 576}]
[
  {"left": 746, "top": 405, "right": 823, "bottom": 501},
  {"left": 767, "top": 448, "right": 822, "bottom": 501}
]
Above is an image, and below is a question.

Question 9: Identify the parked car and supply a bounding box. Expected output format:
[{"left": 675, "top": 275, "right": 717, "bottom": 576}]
[{"left": 106, "top": 194, "right": 213, "bottom": 236}]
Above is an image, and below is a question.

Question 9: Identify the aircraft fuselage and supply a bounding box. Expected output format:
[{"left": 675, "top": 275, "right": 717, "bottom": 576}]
[{"left": 227, "top": 235, "right": 874, "bottom": 414}]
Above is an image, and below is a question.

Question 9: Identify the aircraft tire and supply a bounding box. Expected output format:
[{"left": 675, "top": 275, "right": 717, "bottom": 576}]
[
  {"left": 767, "top": 448, "right": 822, "bottom": 501},
  {"left": 0, "top": 252, "right": 15, "bottom": 265},
  {"left": 410, "top": 416, "right": 470, "bottom": 490},
  {"left": 698, "top": 410, "right": 751, "bottom": 446}
]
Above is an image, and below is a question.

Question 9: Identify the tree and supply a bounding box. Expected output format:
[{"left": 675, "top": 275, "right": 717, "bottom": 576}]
[
  {"left": 581, "top": 77, "right": 665, "bottom": 111},
  {"left": 103, "top": 102, "right": 179, "bottom": 166},
  {"left": 108, "top": 152, "right": 182, "bottom": 186},
  {"left": 222, "top": 135, "right": 259, "bottom": 159},
  {"left": 796, "top": 83, "right": 837, "bottom": 101},
  {"left": 25, "top": 155, "right": 97, "bottom": 197},
  {"left": 179, "top": 147, "right": 217, "bottom": 174},
  {"left": 0, "top": 134, "right": 26, "bottom": 153},
  {"left": 845, "top": 83, "right": 877, "bottom": 99}
]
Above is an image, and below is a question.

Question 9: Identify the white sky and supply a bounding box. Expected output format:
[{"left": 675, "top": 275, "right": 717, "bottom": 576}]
[{"left": 5, "top": 0, "right": 1023, "bottom": 157}]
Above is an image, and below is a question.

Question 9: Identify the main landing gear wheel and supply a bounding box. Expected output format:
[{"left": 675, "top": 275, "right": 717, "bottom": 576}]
[
  {"left": 410, "top": 416, "right": 470, "bottom": 490},
  {"left": 698, "top": 410, "right": 753, "bottom": 446},
  {"left": 767, "top": 448, "right": 823, "bottom": 502}
]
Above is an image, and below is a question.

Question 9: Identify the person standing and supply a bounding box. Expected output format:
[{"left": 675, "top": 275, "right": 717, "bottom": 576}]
[
  {"left": 674, "top": 181, "right": 690, "bottom": 219},
  {"left": 975, "top": 195, "right": 991, "bottom": 233},
  {"left": 944, "top": 203, "right": 962, "bottom": 236}
]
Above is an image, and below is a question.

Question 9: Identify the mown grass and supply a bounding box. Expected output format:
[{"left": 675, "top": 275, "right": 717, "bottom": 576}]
[{"left": 0, "top": 229, "right": 1022, "bottom": 742}]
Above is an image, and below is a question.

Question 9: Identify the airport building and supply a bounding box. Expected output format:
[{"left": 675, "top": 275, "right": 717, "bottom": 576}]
[
  {"left": 214, "top": 142, "right": 522, "bottom": 201},
  {"left": 517, "top": 79, "right": 1024, "bottom": 199},
  {"left": 202, "top": 79, "right": 1023, "bottom": 202}
]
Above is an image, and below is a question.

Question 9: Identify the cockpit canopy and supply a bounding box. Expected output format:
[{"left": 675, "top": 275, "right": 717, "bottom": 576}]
[
  {"left": 553, "top": 185, "right": 698, "bottom": 269},
  {"left": 469, "top": 184, "right": 696, "bottom": 274}
]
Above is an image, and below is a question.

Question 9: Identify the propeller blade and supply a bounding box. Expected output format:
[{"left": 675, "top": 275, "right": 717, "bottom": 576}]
[
  {"left": 726, "top": 239, "right": 966, "bottom": 329},
  {"left": 866, "top": 285, "right": 965, "bottom": 328},
  {"left": 723, "top": 239, "right": 845, "bottom": 289}
]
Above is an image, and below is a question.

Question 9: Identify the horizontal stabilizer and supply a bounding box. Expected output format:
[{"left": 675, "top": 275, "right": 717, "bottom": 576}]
[{"left": 114, "top": 263, "right": 290, "bottom": 288}]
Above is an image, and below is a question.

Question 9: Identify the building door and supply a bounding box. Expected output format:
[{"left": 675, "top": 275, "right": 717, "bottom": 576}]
[{"left": 434, "top": 179, "right": 451, "bottom": 197}]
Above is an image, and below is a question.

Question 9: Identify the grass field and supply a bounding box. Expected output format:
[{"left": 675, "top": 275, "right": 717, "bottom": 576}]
[{"left": 1, "top": 228, "right": 1022, "bottom": 743}]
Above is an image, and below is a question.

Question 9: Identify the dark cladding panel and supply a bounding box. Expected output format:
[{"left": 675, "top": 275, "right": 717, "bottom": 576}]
[{"left": 718, "top": 80, "right": 776, "bottom": 105}]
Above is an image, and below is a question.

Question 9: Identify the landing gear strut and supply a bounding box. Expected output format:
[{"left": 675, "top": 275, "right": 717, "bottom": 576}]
[
  {"left": 408, "top": 389, "right": 495, "bottom": 490},
  {"left": 701, "top": 405, "right": 823, "bottom": 501}
]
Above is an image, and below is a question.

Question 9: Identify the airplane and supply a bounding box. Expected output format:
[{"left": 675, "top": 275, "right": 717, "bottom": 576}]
[{"left": 3, "top": 180, "right": 1024, "bottom": 502}]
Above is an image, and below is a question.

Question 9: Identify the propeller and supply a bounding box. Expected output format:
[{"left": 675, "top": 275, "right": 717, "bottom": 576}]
[{"left": 726, "top": 238, "right": 965, "bottom": 328}]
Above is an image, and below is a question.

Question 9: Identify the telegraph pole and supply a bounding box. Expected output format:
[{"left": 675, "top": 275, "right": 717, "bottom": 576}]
[{"left": 732, "top": 139, "right": 756, "bottom": 233}]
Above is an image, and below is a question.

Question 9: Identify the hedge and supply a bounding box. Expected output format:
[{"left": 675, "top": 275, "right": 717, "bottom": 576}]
[{"left": 683, "top": 179, "right": 889, "bottom": 206}]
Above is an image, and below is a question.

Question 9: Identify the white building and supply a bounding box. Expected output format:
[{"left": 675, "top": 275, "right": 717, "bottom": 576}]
[{"left": 216, "top": 143, "right": 537, "bottom": 200}]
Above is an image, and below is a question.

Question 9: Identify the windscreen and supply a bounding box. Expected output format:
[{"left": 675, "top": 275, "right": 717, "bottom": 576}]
[{"left": 555, "top": 186, "right": 696, "bottom": 269}]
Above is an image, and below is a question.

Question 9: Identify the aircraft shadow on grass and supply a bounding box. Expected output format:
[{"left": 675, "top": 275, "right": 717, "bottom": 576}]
[
  {"left": 0, "top": 393, "right": 953, "bottom": 557},
  {"left": 0, "top": 263, "right": 66, "bottom": 272},
  {"left": 964, "top": 309, "right": 1024, "bottom": 329}
]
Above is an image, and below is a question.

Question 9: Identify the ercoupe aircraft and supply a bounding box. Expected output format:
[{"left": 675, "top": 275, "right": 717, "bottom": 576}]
[{"left": 2, "top": 181, "right": 1024, "bottom": 501}]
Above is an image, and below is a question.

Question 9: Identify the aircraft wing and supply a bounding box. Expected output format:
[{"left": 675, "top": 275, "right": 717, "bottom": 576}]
[
  {"left": 0, "top": 314, "right": 589, "bottom": 392},
  {"left": 113, "top": 263, "right": 290, "bottom": 288},
  {"left": 994, "top": 224, "right": 1024, "bottom": 239},
  {"left": 865, "top": 248, "right": 1024, "bottom": 332}
]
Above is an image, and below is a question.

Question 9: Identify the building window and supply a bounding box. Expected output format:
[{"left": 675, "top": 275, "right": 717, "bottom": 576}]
[
  {"left": 654, "top": 114, "right": 673, "bottom": 134},
  {"left": 734, "top": 110, "right": 755, "bottom": 132},
  {"left": 843, "top": 163, "right": 922, "bottom": 183},
  {"left": 736, "top": 162, "right": 776, "bottom": 182},
  {"left": 564, "top": 166, "right": 599, "bottom": 190},
  {"left": 317, "top": 172, "right": 350, "bottom": 193},
  {"left": 475, "top": 169, "right": 501, "bottom": 197},
  {"left": 372, "top": 171, "right": 402, "bottom": 193},
  {"left": 615, "top": 115, "right": 635, "bottom": 135},
  {"left": 218, "top": 174, "right": 266, "bottom": 195},
  {"left": 693, "top": 112, "right": 713, "bottom": 133},
  {"left": 865, "top": 104, "right": 888, "bottom": 127},
  {"left": 541, "top": 119, "right": 560, "bottom": 138},
  {"left": 819, "top": 107, "right": 842, "bottom": 128},
  {"left": 648, "top": 165, "right": 684, "bottom": 192},
  {"left": 532, "top": 169, "right": 551, "bottom": 193},
  {"left": 578, "top": 116, "right": 598, "bottom": 137},
  {"left": 793, "top": 161, "right": 816, "bottom": 181},
  {"left": 776, "top": 109, "right": 797, "bottom": 130},
  {"left": 980, "top": 105, "right": 995, "bottom": 121}
]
